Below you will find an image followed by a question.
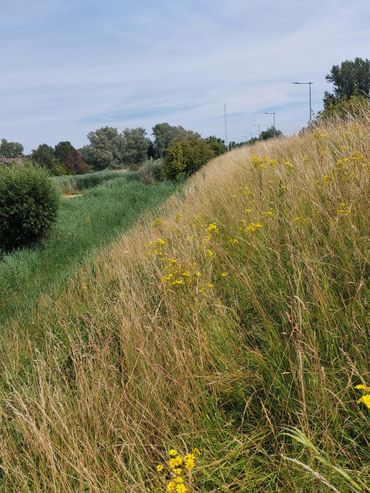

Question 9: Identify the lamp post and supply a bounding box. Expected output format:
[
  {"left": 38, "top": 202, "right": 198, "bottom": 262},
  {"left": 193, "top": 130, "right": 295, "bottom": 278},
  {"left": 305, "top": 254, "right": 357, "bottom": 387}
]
[
  {"left": 252, "top": 123, "right": 261, "bottom": 138},
  {"left": 264, "top": 112, "right": 276, "bottom": 129},
  {"left": 292, "top": 81, "right": 314, "bottom": 122}
]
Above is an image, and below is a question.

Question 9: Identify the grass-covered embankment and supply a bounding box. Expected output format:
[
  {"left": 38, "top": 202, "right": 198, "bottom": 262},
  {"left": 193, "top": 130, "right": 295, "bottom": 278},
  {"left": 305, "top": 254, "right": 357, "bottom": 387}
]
[
  {"left": 0, "top": 114, "right": 369, "bottom": 492},
  {"left": 0, "top": 175, "right": 175, "bottom": 326}
]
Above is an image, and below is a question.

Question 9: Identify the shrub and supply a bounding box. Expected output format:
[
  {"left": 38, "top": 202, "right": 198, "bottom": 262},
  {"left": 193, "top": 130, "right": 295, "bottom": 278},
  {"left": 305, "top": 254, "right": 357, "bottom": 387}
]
[
  {"left": 163, "top": 137, "right": 214, "bottom": 180},
  {"left": 0, "top": 165, "right": 59, "bottom": 252}
]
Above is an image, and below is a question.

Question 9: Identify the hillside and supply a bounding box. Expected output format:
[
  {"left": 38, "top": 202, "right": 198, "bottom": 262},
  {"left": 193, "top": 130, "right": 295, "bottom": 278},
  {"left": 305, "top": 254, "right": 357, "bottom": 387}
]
[{"left": 0, "top": 115, "right": 369, "bottom": 492}]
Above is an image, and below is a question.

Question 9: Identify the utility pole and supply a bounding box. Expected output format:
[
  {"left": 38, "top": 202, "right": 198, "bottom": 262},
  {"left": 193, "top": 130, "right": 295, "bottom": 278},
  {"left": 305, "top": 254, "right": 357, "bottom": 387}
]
[
  {"left": 292, "top": 81, "right": 314, "bottom": 122},
  {"left": 224, "top": 102, "right": 229, "bottom": 149}
]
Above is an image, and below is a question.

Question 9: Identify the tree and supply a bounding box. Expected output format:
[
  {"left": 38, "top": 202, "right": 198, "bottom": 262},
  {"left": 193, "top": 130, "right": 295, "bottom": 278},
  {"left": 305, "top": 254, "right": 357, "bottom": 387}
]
[
  {"left": 121, "top": 128, "right": 150, "bottom": 167},
  {"left": 152, "top": 123, "right": 200, "bottom": 158},
  {"left": 205, "top": 136, "right": 227, "bottom": 156},
  {"left": 84, "top": 127, "right": 124, "bottom": 170},
  {"left": 325, "top": 57, "right": 370, "bottom": 102},
  {"left": 260, "top": 127, "right": 283, "bottom": 140},
  {"left": 31, "top": 144, "right": 57, "bottom": 170},
  {"left": 163, "top": 137, "right": 214, "bottom": 180},
  {"left": 55, "top": 142, "right": 88, "bottom": 174},
  {"left": 0, "top": 139, "right": 24, "bottom": 158}
]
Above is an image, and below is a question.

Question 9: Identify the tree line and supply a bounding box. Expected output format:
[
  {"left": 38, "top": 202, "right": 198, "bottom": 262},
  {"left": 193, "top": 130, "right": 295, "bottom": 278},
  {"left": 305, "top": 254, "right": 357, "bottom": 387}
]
[{"left": 1, "top": 57, "right": 369, "bottom": 181}]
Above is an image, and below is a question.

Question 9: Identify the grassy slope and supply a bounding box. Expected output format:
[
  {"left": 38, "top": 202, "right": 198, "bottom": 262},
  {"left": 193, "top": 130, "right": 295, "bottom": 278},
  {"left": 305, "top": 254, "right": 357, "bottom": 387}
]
[
  {"left": 0, "top": 116, "right": 369, "bottom": 492},
  {"left": 0, "top": 175, "right": 175, "bottom": 326}
]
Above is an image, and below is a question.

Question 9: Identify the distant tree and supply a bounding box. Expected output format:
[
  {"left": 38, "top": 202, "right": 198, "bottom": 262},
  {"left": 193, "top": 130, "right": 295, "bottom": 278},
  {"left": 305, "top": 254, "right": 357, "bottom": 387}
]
[
  {"left": 55, "top": 141, "right": 88, "bottom": 174},
  {"left": 84, "top": 127, "right": 124, "bottom": 170},
  {"left": 31, "top": 144, "right": 56, "bottom": 170},
  {"left": 205, "top": 136, "right": 227, "bottom": 156},
  {"left": 121, "top": 128, "right": 150, "bottom": 167},
  {"left": 152, "top": 123, "right": 200, "bottom": 158},
  {"left": 260, "top": 127, "right": 283, "bottom": 140},
  {"left": 325, "top": 57, "right": 370, "bottom": 103},
  {"left": 0, "top": 139, "right": 24, "bottom": 158},
  {"left": 163, "top": 137, "right": 214, "bottom": 180}
]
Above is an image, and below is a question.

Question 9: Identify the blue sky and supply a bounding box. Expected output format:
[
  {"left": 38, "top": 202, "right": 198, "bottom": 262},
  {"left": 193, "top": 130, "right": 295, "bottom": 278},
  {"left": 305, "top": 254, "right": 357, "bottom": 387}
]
[{"left": 0, "top": 0, "right": 369, "bottom": 152}]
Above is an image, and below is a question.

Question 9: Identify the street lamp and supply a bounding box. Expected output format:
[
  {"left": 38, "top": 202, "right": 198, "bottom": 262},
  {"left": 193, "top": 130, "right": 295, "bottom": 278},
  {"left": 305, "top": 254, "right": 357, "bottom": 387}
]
[
  {"left": 264, "top": 112, "right": 276, "bottom": 129},
  {"left": 252, "top": 123, "right": 261, "bottom": 138},
  {"left": 292, "top": 81, "right": 314, "bottom": 122}
]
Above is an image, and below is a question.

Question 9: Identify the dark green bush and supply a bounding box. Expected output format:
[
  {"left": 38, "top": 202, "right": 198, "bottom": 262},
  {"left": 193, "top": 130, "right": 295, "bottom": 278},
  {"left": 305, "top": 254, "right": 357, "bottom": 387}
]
[
  {"left": 0, "top": 165, "right": 59, "bottom": 252},
  {"left": 163, "top": 137, "right": 214, "bottom": 181}
]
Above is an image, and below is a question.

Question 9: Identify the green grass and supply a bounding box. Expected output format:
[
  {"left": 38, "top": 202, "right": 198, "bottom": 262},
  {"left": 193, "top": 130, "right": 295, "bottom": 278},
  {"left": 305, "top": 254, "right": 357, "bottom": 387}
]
[
  {"left": 0, "top": 175, "right": 175, "bottom": 326},
  {"left": 52, "top": 169, "right": 134, "bottom": 194}
]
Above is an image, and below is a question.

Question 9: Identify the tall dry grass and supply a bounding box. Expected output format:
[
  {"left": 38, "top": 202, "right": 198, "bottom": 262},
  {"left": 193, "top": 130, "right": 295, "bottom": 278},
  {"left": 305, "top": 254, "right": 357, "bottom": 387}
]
[{"left": 0, "top": 113, "right": 369, "bottom": 492}]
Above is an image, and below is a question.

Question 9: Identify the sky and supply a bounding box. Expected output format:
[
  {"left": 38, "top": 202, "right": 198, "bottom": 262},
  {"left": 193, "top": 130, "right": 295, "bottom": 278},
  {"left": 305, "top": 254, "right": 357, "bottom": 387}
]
[{"left": 0, "top": 0, "right": 369, "bottom": 152}]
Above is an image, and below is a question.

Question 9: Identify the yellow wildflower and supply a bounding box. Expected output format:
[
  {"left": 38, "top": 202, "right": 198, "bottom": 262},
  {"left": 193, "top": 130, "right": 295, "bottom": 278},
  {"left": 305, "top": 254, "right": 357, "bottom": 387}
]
[
  {"left": 167, "top": 480, "right": 176, "bottom": 492},
  {"left": 172, "top": 280, "right": 185, "bottom": 287},
  {"left": 174, "top": 477, "right": 184, "bottom": 484},
  {"left": 161, "top": 274, "right": 173, "bottom": 283},
  {"left": 221, "top": 272, "right": 229, "bottom": 278},
  {"left": 284, "top": 159, "right": 295, "bottom": 169},
  {"left": 192, "top": 448, "right": 201, "bottom": 456},
  {"left": 173, "top": 468, "right": 182, "bottom": 475},
  {"left": 244, "top": 208, "right": 252, "bottom": 214},
  {"left": 250, "top": 155, "right": 264, "bottom": 168},
  {"left": 269, "top": 159, "right": 277, "bottom": 166},
  {"left": 262, "top": 208, "right": 274, "bottom": 218},
  {"left": 245, "top": 222, "right": 263, "bottom": 233},
  {"left": 322, "top": 174, "right": 332, "bottom": 183},
  {"left": 229, "top": 237, "right": 239, "bottom": 245},
  {"left": 169, "top": 456, "right": 183, "bottom": 469},
  {"left": 153, "top": 218, "right": 163, "bottom": 227},
  {"left": 184, "top": 453, "right": 195, "bottom": 470},
  {"left": 206, "top": 249, "right": 213, "bottom": 259},
  {"left": 336, "top": 202, "right": 351, "bottom": 215},
  {"left": 176, "top": 484, "right": 187, "bottom": 493},
  {"left": 156, "top": 238, "right": 166, "bottom": 246},
  {"left": 355, "top": 384, "right": 370, "bottom": 392},
  {"left": 156, "top": 464, "right": 164, "bottom": 472},
  {"left": 181, "top": 271, "right": 191, "bottom": 277},
  {"left": 206, "top": 223, "right": 220, "bottom": 235},
  {"left": 357, "top": 394, "right": 370, "bottom": 409}
]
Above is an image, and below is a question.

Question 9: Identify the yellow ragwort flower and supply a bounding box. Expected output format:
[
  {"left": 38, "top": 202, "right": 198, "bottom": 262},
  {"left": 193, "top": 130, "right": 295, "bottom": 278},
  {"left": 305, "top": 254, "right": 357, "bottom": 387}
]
[
  {"left": 221, "top": 272, "right": 229, "bottom": 278},
  {"left": 229, "top": 237, "right": 239, "bottom": 245},
  {"left": 245, "top": 222, "right": 263, "bottom": 233},
  {"left": 169, "top": 449, "right": 178, "bottom": 456},
  {"left": 169, "top": 456, "right": 183, "bottom": 469},
  {"left": 284, "top": 159, "right": 295, "bottom": 169},
  {"left": 206, "top": 249, "right": 213, "bottom": 259},
  {"left": 357, "top": 394, "right": 370, "bottom": 409},
  {"left": 176, "top": 484, "right": 187, "bottom": 493},
  {"left": 206, "top": 223, "right": 220, "bottom": 235},
  {"left": 156, "top": 464, "right": 164, "bottom": 472},
  {"left": 336, "top": 202, "right": 351, "bottom": 215},
  {"left": 355, "top": 384, "right": 370, "bottom": 392},
  {"left": 167, "top": 480, "right": 176, "bottom": 492},
  {"left": 172, "top": 279, "right": 185, "bottom": 287},
  {"left": 184, "top": 453, "right": 195, "bottom": 470},
  {"left": 250, "top": 155, "right": 264, "bottom": 168}
]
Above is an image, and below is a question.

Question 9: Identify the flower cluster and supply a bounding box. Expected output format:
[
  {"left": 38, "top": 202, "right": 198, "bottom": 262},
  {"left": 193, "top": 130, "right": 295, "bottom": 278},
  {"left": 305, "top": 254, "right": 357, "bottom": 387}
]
[
  {"left": 153, "top": 448, "right": 201, "bottom": 493},
  {"left": 355, "top": 384, "right": 370, "bottom": 409},
  {"left": 336, "top": 202, "right": 351, "bottom": 216}
]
